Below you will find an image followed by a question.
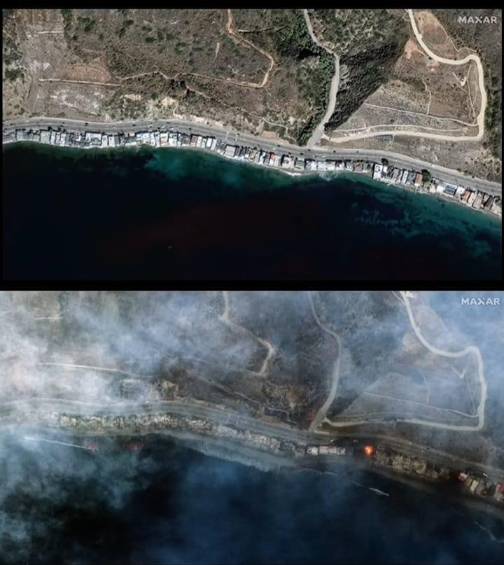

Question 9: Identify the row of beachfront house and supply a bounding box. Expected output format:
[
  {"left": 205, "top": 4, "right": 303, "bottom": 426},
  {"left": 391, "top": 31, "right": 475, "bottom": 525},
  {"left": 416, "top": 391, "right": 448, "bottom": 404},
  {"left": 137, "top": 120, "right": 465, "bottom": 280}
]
[
  {"left": 5, "top": 126, "right": 501, "bottom": 217},
  {"left": 373, "top": 162, "right": 501, "bottom": 216}
]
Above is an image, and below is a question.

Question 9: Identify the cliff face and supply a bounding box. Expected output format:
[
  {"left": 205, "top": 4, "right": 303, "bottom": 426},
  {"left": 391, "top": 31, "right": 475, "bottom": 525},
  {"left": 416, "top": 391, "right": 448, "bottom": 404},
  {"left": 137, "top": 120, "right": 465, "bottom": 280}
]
[{"left": 310, "top": 9, "right": 409, "bottom": 130}]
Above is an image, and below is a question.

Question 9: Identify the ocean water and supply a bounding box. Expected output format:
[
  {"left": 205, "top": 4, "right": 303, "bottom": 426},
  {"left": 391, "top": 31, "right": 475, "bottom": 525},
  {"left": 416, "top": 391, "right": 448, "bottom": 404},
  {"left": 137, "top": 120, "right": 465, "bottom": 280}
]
[
  {"left": 3, "top": 143, "right": 502, "bottom": 281},
  {"left": 1, "top": 432, "right": 504, "bottom": 565}
]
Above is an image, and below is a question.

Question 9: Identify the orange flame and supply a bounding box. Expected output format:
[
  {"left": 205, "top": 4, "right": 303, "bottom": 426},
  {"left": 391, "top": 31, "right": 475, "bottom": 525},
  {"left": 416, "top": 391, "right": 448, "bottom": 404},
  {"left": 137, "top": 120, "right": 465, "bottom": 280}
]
[{"left": 364, "top": 445, "right": 375, "bottom": 457}]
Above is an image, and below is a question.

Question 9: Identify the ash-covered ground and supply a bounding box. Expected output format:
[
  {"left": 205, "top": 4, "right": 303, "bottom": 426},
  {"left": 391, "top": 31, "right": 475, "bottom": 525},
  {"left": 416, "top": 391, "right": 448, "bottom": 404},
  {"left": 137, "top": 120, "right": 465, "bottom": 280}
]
[{"left": 1, "top": 291, "right": 503, "bottom": 563}]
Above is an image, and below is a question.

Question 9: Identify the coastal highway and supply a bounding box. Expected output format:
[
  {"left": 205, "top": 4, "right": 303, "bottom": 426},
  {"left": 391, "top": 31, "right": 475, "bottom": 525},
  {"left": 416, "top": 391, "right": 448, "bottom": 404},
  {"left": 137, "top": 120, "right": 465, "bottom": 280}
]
[
  {"left": 3, "top": 396, "right": 504, "bottom": 484},
  {"left": 0, "top": 397, "right": 315, "bottom": 446},
  {"left": 3, "top": 116, "right": 502, "bottom": 197}
]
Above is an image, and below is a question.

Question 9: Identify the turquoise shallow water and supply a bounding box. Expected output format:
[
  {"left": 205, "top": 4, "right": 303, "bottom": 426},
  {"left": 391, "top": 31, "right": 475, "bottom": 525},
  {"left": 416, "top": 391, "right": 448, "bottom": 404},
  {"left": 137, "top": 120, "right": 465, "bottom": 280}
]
[{"left": 3, "top": 143, "right": 502, "bottom": 280}]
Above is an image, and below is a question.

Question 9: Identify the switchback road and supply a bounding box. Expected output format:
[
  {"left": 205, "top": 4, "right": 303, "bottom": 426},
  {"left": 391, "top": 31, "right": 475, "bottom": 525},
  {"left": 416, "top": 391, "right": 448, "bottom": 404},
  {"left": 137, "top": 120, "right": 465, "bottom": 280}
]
[
  {"left": 399, "top": 291, "right": 487, "bottom": 432},
  {"left": 324, "top": 9, "right": 487, "bottom": 145}
]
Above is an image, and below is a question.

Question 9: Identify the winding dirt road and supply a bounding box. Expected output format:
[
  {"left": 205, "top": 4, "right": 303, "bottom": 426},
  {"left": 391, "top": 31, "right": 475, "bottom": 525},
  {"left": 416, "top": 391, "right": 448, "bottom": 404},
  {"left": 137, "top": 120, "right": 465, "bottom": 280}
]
[
  {"left": 219, "top": 291, "right": 276, "bottom": 377},
  {"left": 407, "top": 9, "right": 486, "bottom": 142},
  {"left": 38, "top": 78, "right": 120, "bottom": 87},
  {"left": 225, "top": 9, "right": 276, "bottom": 89},
  {"left": 183, "top": 10, "right": 276, "bottom": 90},
  {"left": 324, "top": 9, "right": 487, "bottom": 145},
  {"left": 314, "top": 291, "right": 487, "bottom": 433},
  {"left": 37, "top": 362, "right": 149, "bottom": 379},
  {"left": 399, "top": 291, "right": 487, "bottom": 431},
  {"left": 302, "top": 9, "right": 340, "bottom": 148},
  {"left": 308, "top": 292, "right": 342, "bottom": 431}
]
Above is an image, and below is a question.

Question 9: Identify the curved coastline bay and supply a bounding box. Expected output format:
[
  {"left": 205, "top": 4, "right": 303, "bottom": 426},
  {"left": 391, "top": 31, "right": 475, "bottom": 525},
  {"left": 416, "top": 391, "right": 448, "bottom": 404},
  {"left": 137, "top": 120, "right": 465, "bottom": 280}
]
[{"left": 3, "top": 143, "right": 501, "bottom": 280}]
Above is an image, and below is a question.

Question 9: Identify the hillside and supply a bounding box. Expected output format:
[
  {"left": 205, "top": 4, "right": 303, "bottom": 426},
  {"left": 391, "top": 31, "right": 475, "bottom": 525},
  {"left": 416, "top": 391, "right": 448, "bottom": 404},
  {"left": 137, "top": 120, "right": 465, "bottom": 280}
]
[
  {"left": 2, "top": 8, "right": 334, "bottom": 145},
  {"left": 2, "top": 8, "right": 502, "bottom": 176},
  {"left": 310, "top": 9, "right": 409, "bottom": 130},
  {"left": 433, "top": 9, "right": 502, "bottom": 160}
]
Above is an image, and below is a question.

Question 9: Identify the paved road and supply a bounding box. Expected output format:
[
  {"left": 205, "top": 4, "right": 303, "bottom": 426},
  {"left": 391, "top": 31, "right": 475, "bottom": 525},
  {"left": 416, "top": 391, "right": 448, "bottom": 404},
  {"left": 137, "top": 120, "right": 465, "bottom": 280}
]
[
  {"left": 1, "top": 397, "right": 314, "bottom": 445},
  {"left": 302, "top": 9, "right": 340, "bottom": 148},
  {"left": 3, "top": 396, "right": 504, "bottom": 482},
  {"left": 3, "top": 116, "right": 501, "bottom": 196}
]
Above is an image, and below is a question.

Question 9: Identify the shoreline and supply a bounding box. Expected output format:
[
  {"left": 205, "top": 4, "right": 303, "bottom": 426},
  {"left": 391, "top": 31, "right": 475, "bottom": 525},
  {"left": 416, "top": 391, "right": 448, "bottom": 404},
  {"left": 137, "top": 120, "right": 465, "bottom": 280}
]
[
  {"left": 5, "top": 139, "right": 501, "bottom": 223},
  {"left": 8, "top": 423, "right": 504, "bottom": 523},
  {"left": 4, "top": 116, "right": 502, "bottom": 190},
  {"left": 341, "top": 169, "right": 502, "bottom": 223}
]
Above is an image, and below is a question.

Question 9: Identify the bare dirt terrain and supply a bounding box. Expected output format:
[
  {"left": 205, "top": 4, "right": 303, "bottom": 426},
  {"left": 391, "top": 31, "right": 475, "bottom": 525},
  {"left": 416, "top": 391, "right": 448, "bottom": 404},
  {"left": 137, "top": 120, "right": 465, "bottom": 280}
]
[
  {"left": 320, "top": 134, "right": 502, "bottom": 182},
  {"left": 2, "top": 8, "right": 335, "bottom": 144},
  {"left": 317, "top": 9, "right": 501, "bottom": 181},
  {"left": 433, "top": 9, "right": 502, "bottom": 161},
  {"left": 2, "top": 9, "right": 501, "bottom": 179}
]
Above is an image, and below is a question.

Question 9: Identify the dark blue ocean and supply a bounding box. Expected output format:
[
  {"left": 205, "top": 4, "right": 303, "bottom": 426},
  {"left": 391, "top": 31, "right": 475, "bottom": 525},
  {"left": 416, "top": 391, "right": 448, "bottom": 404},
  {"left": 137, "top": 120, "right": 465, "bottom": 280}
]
[
  {"left": 3, "top": 144, "right": 501, "bottom": 281},
  {"left": 1, "top": 433, "right": 504, "bottom": 565}
]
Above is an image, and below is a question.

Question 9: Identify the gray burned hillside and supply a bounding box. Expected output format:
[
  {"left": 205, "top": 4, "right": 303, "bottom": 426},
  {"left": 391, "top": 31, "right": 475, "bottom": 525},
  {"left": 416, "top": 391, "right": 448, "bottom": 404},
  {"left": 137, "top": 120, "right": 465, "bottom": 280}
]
[{"left": 1, "top": 291, "right": 503, "bottom": 470}]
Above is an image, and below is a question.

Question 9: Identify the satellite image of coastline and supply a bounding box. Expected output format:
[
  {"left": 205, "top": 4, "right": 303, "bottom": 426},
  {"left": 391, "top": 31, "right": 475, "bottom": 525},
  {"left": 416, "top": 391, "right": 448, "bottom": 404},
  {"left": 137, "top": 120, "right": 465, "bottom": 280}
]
[
  {"left": 2, "top": 8, "right": 502, "bottom": 281},
  {"left": 1, "top": 290, "right": 504, "bottom": 564},
  {"left": 1, "top": 7, "right": 504, "bottom": 565}
]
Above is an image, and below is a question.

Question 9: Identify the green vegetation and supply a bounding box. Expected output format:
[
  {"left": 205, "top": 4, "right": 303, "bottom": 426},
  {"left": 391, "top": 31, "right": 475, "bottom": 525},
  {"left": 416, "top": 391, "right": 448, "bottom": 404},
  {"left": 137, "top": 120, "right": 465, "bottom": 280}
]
[
  {"left": 103, "top": 71, "right": 188, "bottom": 119},
  {"left": 328, "top": 38, "right": 407, "bottom": 129},
  {"left": 61, "top": 9, "right": 75, "bottom": 44},
  {"left": 401, "top": 76, "right": 425, "bottom": 91},
  {"left": 175, "top": 41, "right": 186, "bottom": 55},
  {"left": 277, "top": 15, "right": 322, "bottom": 58},
  {"left": 3, "top": 32, "right": 23, "bottom": 66},
  {"left": 6, "top": 8, "right": 409, "bottom": 148},
  {"left": 484, "top": 68, "right": 501, "bottom": 158},
  {"left": 77, "top": 16, "right": 96, "bottom": 34},
  {"left": 230, "top": 9, "right": 336, "bottom": 145},
  {"left": 118, "top": 18, "right": 134, "bottom": 39},
  {"left": 295, "top": 53, "right": 334, "bottom": 145},
  {"left": 421, "top": 169, "right": 432, "bottom": 183},
  {"left": 61, "top": 9, "right": 72, "bottom": 24},
  {"left": 313, "top": 9, "right": 408, "bottom": 130},
  {"left": 3, "top": 50, "right": 21, "bottom": 66},
  {"left": 434, "top": 9, "right": 501, "bottom": 159},
  {"left": 317, "top": 9, "right": 406, "bottom": 55},
  {"left": 296, "top": 115, "right": 317, "bottom": 146},
  {"left": 5, "top": 68, "right": 23, "bottom": 81}
]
